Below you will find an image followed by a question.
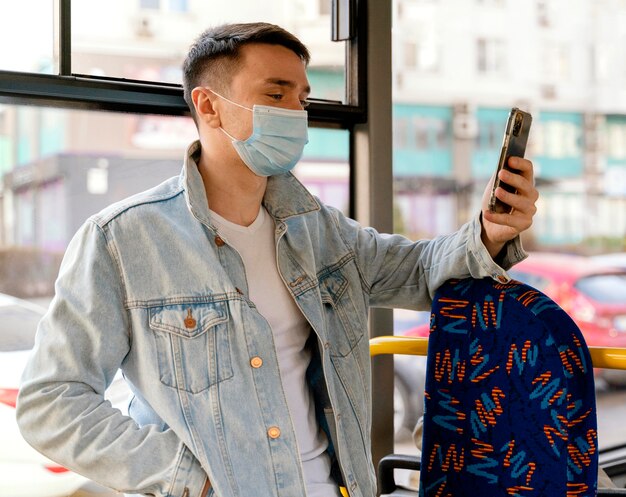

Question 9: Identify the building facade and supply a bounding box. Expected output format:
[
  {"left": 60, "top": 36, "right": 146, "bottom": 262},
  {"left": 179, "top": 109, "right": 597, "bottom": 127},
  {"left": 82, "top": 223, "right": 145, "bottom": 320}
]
[{"left": 1, "top": 0, "right": 625, "bottom": 271}]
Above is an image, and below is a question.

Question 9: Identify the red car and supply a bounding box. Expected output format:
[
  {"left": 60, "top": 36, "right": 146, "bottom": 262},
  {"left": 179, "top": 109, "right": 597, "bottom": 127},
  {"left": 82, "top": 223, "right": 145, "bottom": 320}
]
[{"left": 507, "top": 253, "right": 626, "bottom": 348}]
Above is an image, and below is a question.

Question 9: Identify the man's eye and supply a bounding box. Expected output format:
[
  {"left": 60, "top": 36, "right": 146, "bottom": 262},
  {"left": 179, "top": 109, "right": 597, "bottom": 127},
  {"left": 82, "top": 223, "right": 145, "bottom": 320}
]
[{"left": 268, "top": 94, "right": 283, "bottom": 101}]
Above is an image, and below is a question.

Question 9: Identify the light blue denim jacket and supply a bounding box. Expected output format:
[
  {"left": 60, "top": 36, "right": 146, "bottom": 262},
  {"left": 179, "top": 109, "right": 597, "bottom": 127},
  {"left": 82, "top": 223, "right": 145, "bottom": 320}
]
[{"left": 17, "top": 141, "right": 525, "bottom": 497}]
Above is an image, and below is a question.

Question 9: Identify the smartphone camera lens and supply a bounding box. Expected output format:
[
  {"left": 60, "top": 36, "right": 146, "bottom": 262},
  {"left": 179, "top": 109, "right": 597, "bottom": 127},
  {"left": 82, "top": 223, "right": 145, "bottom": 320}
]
[{"left": 513, "top": 113, "right": 523, "bottom": 136}]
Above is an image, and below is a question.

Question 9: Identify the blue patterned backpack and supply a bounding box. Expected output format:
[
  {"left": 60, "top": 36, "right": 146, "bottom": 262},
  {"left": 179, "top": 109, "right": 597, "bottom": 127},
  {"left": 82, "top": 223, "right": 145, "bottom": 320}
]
[{"left": 419, "top": 278, "right": 598, "bottom": 497}]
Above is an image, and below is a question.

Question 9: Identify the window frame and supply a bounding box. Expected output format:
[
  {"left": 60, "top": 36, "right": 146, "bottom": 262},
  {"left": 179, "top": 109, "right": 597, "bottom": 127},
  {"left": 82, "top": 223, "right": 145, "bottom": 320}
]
[{"left": 0, "top": 0, "right": 367, "bottom": 127}]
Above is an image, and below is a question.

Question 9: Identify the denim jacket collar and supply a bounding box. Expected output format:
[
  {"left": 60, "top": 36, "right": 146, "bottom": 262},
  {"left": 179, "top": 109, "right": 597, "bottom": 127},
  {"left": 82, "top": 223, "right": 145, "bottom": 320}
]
[{"left": 180, "top": 140, "right": 320, "bottom": 228}]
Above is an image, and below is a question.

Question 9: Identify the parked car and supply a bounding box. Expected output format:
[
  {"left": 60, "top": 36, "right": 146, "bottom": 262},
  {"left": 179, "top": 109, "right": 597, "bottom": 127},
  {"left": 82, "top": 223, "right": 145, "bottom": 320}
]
[
  {"left": 0, "top": 292, "right": 129, "bottom": 497},
  {"left": 393, "top": 253, "right": 626, "bottom": 441},
  {"left": 592, "top": 252, "right": 626, "bottom": 270},
  {"left": 507, "top": 253, "right": 626, "bottom": 351}
]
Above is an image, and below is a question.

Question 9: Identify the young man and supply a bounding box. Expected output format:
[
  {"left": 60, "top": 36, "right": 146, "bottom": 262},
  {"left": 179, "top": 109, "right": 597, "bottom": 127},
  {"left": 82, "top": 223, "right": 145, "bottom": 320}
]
[{"left": 17, "top": 23, "right": 538, "bottom": 497}]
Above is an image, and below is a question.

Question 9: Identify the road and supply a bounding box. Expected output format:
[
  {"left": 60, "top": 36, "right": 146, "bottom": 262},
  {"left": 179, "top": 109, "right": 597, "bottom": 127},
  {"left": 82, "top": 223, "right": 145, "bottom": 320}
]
[{"left": 597, "top": 388, "right": 626, "bottom": 448}]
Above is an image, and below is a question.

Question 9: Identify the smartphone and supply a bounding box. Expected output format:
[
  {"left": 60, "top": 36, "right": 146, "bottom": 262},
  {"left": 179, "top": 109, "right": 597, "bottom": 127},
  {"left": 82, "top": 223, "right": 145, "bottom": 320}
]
[{"left": 488, "top": 107, "right": 532, "bottom": 214}]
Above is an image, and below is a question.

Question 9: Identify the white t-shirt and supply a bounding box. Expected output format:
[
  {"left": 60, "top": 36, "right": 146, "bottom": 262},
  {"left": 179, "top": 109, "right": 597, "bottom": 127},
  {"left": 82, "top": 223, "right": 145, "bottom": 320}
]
[{"left": 210, "top": 206, "right": 341, "bottom": 497}]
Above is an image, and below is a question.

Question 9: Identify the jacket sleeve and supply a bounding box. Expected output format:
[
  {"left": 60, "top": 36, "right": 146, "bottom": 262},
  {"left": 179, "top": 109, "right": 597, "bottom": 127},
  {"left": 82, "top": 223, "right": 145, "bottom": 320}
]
[
  {"left": 16, "top": 220, "right": 207, "bottom": 497},
  {"left": 332, "top": 209, "right": 527, "bottom": 310}
]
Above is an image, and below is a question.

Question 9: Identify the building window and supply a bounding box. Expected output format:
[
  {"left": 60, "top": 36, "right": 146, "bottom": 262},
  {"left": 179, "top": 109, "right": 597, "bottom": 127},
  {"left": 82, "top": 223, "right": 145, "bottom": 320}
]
[
  {"left": 414, "top": 119, "right": 430, "bottom": 149},
  {"left": 404, "top": 42, "right": 417, "bottom": 69},
  {"left": 537, "top": 0, "right": 550, "bottom": 27},
  {"left": 319, "top": 0, "right": 331, "bottom": 16},
  {"left": 168, "top": 0, "right": 188, "bottom": 13},
  {"left": 607, "top": 122, "right": 626, "bottom": 160},
  {"left": 542, "top": 43, "right": 570, "bottom": 80},
  {"left": 140, "top": 0, "right": 160, "bottom": 10},
  {"left": 402, "top": 35, "right": 440, "bottom": 73},
  {"left": 0, "top": 106, "right": 6, "bottom": 134},
  {"left": 140, "top": 0, "right": 189, "bottom": 13},
  {"left": 591, "top": 44, "right": 612, "bottom": 83},
  {"left": 415, "top": 43, "right": 440, "bottom": 72},
  {"left": 394, "top": 117, "right": 409, "bottom": 149},
  {"left": 539, "top": 121, "right": 582, "bottom": 159},
  {"left": 477, "top": 38, "right": 506, "bottom": 74}
]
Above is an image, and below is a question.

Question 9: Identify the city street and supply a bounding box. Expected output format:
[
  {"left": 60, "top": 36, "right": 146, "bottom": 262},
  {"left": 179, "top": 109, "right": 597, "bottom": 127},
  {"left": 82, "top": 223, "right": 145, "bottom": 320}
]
[{"left": 597, "top": 388, "right": 626, "bottom": 449}]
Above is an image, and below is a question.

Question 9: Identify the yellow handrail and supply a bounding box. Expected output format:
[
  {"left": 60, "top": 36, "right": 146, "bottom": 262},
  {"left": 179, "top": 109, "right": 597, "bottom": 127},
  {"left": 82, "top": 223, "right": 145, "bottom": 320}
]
[{"left": 369, "top": 336, "right": 626, "bottom": 370}]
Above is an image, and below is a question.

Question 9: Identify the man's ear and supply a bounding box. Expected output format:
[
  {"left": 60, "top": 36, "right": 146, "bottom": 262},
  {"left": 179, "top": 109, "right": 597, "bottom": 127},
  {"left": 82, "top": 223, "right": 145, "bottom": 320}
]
[{"left": 191, "top": 87, "right": 221, "bottom": 129}]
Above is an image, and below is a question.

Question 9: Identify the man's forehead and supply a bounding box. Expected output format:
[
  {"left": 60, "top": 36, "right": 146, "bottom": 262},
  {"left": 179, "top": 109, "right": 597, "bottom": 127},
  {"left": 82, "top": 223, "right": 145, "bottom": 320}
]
[
  {"left": 238, "top": 44, "right": 307, "bottom": 74},
  {"left": 226, "top": 44, "right": 310, "bottom": 94}
]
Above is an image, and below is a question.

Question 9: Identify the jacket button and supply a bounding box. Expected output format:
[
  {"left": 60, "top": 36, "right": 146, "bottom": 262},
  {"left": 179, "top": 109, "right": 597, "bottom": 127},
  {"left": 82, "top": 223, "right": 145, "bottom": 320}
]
[
  {"left": 215, "top": 236, "right": 225, "bottom": 247},
  {"left": 250, "top": 357, "right": 263, "bottom": 368},
  {"left": 184, "top": 309, "right": 196, "bottom": 329},
  {"left": 267, "top": 426, "right": 281, "bottom": 439}
]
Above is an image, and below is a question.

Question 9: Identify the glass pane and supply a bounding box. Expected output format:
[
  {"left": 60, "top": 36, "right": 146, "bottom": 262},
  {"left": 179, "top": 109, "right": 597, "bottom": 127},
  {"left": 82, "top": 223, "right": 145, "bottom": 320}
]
[
  {"left": 0, "top": 102, "right": 349, "bottom": 495},
  {"left": 0, "top": 1, "right": 55, "bottom": 74},
  {"left": 70, "top": 0, "right": 346, "bottom": 102},
  {"left": 297, "top": 128, "right": 350, "bottom": 214},
  {"left": 391, "top": 0, "right": 626, "bottom": 464},
  {"left": 0, "top": 106, "right": 348, "bottom": 278}
]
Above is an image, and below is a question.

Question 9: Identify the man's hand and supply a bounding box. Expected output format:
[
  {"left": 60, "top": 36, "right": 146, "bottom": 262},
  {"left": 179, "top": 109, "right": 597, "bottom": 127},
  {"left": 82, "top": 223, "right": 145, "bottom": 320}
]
[{"left": 480, "top": 156, "right": 538, "bottom": 259}]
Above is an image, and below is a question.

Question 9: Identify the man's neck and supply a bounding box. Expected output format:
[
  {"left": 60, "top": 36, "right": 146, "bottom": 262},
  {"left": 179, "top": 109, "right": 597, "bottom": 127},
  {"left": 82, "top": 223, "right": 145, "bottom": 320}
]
[{"left": 197, "top": 150, "right": 267, "bottom": 227}]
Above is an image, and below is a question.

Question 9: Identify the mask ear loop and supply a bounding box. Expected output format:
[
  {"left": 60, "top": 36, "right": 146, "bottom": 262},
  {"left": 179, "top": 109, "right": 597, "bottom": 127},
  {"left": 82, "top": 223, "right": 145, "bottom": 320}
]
[
  {"left": 218, "top": 126, "right": 238, "bottom": 141},
  {"left": 206, "top": 88, "right": 253, "bottom": 113},
  {"left": 205, "top": 88, "right": 253, "bottom": 142}
]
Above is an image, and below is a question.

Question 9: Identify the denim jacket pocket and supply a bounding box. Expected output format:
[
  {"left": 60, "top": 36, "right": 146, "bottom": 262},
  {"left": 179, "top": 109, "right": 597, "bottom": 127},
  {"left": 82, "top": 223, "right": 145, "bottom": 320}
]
[
  {"left": 319, "top": 270, "right": 363, "bottom": 357},
  {"left": 149, "top": 300, "right": 233, "bottom": 393}
]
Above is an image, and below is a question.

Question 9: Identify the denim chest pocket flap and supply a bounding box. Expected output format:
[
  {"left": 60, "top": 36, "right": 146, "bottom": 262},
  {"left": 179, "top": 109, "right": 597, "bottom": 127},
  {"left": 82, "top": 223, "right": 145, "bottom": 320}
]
[
  {"left": 149, "top": 302, "right": 228, "bottom": 338},
  {"left": 149, "top": 301, "right": 232, "bottom": 393}
]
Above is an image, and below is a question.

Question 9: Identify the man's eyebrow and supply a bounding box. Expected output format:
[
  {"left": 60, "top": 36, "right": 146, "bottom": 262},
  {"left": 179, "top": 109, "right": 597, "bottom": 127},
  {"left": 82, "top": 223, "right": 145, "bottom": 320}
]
[{"left": 263, "top": 78, "right": 311, "bottom": 95}]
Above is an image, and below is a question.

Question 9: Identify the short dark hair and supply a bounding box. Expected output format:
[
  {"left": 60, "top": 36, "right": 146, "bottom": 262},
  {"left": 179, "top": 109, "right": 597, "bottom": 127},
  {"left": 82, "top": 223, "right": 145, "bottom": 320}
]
[{"left": 182, "top": 22, "right": 311, "bottom": 121}]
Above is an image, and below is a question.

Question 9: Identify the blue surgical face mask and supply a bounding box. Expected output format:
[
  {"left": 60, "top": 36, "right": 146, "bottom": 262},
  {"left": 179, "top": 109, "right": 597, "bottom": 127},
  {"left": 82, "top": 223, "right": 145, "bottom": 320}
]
[{"left": 209, "top": 89, "right": 309, "bottom": 177}]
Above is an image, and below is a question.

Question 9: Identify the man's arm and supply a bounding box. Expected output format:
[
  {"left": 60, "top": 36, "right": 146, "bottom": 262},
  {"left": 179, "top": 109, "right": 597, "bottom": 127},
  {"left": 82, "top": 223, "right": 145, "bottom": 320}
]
[
  {"left": 330, "top": 158, "right": 537, "bottom": 310},
  {"left": 16, "top": 220, "right": 206, "bottom": 497}
]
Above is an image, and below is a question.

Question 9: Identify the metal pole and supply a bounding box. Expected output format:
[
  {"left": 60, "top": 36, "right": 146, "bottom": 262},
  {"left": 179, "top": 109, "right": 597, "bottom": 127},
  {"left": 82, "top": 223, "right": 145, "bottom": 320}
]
[
  {"left": 352, "top": 0, "right": 395, "bottom": 474},
  {"left": 59, "top": 0, "right": 72, "bottom": 76}
]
